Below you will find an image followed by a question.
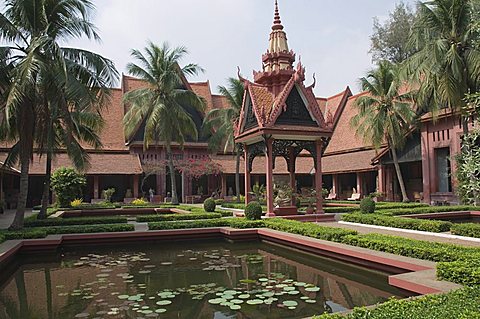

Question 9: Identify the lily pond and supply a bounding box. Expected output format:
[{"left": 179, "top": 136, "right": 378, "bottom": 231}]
[{"left": 0, "top": 240, "right": 408, "bottom": 319}]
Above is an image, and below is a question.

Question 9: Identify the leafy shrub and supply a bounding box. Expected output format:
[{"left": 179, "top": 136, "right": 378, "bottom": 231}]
[
  {"left": 102, "top": 188, "right": 115, "bottom": 202},
  {"left": 137, "top": 213, "right": 222, "bottom": 223},
  {"left": 24, "top": 216, "right": 127, "bottom": 227},
  {"left": 245, "top": 201, "right": 262, "bottom": 220},
  {"left": 455, "top": 129, "right": 480, "bottom": 205},
  {"left": 0, "top": 233, "right": 4, "bottom": 244},
  {"left": 295, "top": 197, "right": 301, "bottom": 208},
  {"left": 214, "top": 199, "right": 224, "bottom": 205},
  {"left": 342, "top": 213, "right": 452, "bottom": 232},
  {"left": 359, "top": 197, "right": 376, "bottom": 213},
  {"left": 375, "top": 202, "right": 429, "bottom": 209},
  {"left": 313, "top": 286, "right": 480, "bottom": 319},
  {"left": 131, "top": 198, "right": 149, "bottom": 206},
  {"left": 324, "top": 206, "right": 359, "bottom": 213},
  {"left": 70, "top": 198, "right": 84, "bottom": 207},
  {"left": 451, "top": 223, "right": 480, "bottom": 238},
  {"left": 203, "top": 198, "right": 216, "bottom": 212},
  {"left": 50, "top": 167, "right": 86, "bottom": 208}
]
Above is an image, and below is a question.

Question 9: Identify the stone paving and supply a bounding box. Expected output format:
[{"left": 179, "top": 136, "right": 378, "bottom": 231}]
[{"left": 0, "top": 209, "right": 35, "bottom": 229}]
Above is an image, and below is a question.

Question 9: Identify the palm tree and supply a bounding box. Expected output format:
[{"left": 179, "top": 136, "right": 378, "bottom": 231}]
[
  {"left": 123, "top": 42, "right": 206, "bottom": 205},
  {"left": 404, "top": 0, "right": 480, "bottom": 134},
  {"left": 351, "top": 61, "right": 416, "bottom": 202},
  {"left": 203, "top": 78, "right": 244, "bottom": 201},
  {"left": 0, "top": 0, "right": 118, "bottom": 229}
]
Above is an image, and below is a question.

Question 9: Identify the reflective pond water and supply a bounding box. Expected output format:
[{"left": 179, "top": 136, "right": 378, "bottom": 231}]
[{"left": 0, "top": 240, "right": 408, "bottom": 319}]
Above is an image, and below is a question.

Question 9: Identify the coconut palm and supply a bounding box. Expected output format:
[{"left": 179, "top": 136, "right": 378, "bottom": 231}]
[
  {"left": 203, "top": 77, "right": 244, "bottom": 201},
  {"left": 0, "top": 0, "right": 118, "bottom": 229},
  {"left": 351, "top": 61, "right": 416, "bottom": 202},
  {"left": 123, "top": 42, "right": 206, "bottom": 205},
  {"left": 404, "top": 0, "right": 480, "bottom": 133}
]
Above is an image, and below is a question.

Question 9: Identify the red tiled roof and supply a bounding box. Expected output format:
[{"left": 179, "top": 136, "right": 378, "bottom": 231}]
[
  {"left": 316, "top": 97, "right": 327, "bottom": 114},
  {"left": 25, "top": 153, "right": 143, "bottom": 175},
  {"left": 94, "top": 89, "right": 129, "bottom": 151},
  {"left": 190, "top": 81, "right": 214, "bottom": 112},
  {"left": 249, "top": 84, "right": 274, "bottom": 125},
  {"left": 324, "top": 91, "right": 370, "bottom": 154},
  {"left": 322, "top": 149, "right": 380, "bottom": 174},
  {"left": 212, "top": 95, "right": 229, "bottom": 110}
]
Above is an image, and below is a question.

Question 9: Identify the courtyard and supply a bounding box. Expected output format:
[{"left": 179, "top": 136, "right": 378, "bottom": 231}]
[{"left": 0, "top": 0, "right": 480, "bottom": 318}]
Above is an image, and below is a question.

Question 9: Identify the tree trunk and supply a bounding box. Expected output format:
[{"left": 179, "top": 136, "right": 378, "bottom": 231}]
[
  {"left": 462, "top": 116, "right": 469, "bottom": 136},
  {"left": 391, "top": 147, "right": 409, "bottom": 202},
  {"left": 166, "top": 144, "right": 179, "bottom": 205},
  {"left": 235, "top": 147, "right": 241, "bottom": 203},
  {"left": 9, "top": 152, "right": 30, "bottom": 230},
  {"left": 38, "top": 151, "right": 52, "bottom": 219}
]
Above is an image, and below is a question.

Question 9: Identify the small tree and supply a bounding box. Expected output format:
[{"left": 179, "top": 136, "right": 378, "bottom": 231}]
[
  {"left": 455, "top": 129, "right": 480, "bottom": 206},
  {"left": 50, "top": 167, "right": 86, "bottom": 208}
]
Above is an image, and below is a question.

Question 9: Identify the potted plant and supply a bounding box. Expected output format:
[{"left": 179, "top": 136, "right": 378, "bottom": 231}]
[
  {"left": 306, "top": 188, "right": 316, "bottom": 214},
  {"left": 369, "top": 191, "right": 384, "bottom": 202}
]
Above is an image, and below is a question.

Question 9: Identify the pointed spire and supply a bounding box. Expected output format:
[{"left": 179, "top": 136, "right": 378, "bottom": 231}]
[{"left": 272, "top": 0, "right": 283, "bottom": 30}]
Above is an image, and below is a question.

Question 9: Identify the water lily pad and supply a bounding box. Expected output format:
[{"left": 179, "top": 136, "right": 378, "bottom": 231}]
[
  {"left": 208, "top": 298, "right": 225, "bottom": 305},
  {"left": 155, "top": 309, "right": 167, "bottom": 313},
  {"left": 230, "top": 305, "right": 241, "bottom": 310},
  {"left": 238, "top": 294, "right": 250, "bottom": 299},
  {"left": 118, "top": 295, "right": 130, "bottom": 300},
  {"left": 305, "top": 287, "right": 320, "bottom": 292},
  {"left": 305, "top": 299, "right": 317, "bottom": 304},
  {"left": 282, "top": 300, "right": 298, "bottom": 307},
  {"left": 231, "top": 299, "right": 244, "bottom": 304},
  {"left": 156, "top": 300, "right": 172, "bottom": 306},
  {"left": 246, "top": 299, "right": 263, "bottom": 305}
]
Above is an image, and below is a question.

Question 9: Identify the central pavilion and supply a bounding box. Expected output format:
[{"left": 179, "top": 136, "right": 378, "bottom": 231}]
[{"left": 234, "top": 1, "right": 333, "bottom": 217}]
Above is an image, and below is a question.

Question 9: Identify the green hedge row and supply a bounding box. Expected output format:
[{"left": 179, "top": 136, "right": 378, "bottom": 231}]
[
  {"left": 342, "top": 213, "right": 452, "bottom": 232},
  {"left": 451, "top": 223, "right": 480, "bottom": 238},
  {"left": 148, "top": 218, "right": 357, "bottom": 243},
  {"left": 313, "top": 286, "right": 480, "bottom": 319},
  {"left": 375, "top": 202, "right": 430, "bottom": 209},
  {"left": 148, "top": 218, "right": 265, "bottom": 230},
  {"left": 1, "top": 224, "right": 135, "bottom": 242},
  {"left": 136, "top": 213, "right": 223, "bottom": 223},
  {"left": 24, "top": 216, "right": 128, "bottom": 227},
  {"left": 377, "top": 205, "right": 477, "bottom": 216}
]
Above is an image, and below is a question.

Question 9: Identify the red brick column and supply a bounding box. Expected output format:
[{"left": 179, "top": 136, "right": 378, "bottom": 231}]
[
  {"left": 421, "top": 124, "right": 431, "bottom": 204},
  {"left": 265, "top": 138, "right": 275, "bottom": 217},
  {"left": 221, "top": 174, "right": 227, "bottom": 198},
  {"left": 315, "top": 141, "right": 324, "bottom": 214}
]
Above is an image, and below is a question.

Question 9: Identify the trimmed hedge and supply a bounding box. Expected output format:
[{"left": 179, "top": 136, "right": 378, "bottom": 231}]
[
  {"left": 451, "top": 223, "right": 480, "bottom": 238},
  {"left": 323, "top": 206, "right": 359, "bottom": 213},
  {"left": 377, "top": 205, "right": 478, "bottom": 216},
  {"left": 263, "top": 219, "right": 357, "bottom": 242},
  {"left": 360, "top": 197, "right": 376, "bottom": 213},
  {"left": 148, "top": 218, "right": 264, "bottom": 230},
  {"left": 203, "top": 198, "right": 216, "bottom": 212},
  {"left": 43, "top": 224, "right": 134, "bottom": 235},
  {"left": 342, "top": 213, "right": 452, "bottom": 232},
  {"left": 136, "top": 213, "right": 222, "bottom": 223},
  {"left": 245, "top": 201, "right": 263, "bottom": 220},
  {"left": 24, "top": 216, "right": 128, "bottom": 227},
  {"left": 0, "top": 224, "right": 134, "bottom": 242},
  {"left": 437, "top": 259, "right": 480, "bottom": 286},
  {"left": 375, "top": 202, "right": 430, "bottom": 209},
  {"left": 313, "top": 286, "right": 480, "bottom": 319}
]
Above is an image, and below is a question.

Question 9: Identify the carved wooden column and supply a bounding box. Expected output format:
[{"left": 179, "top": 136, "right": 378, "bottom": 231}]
[
  {"left": 93, "top": 175, "right": 100, "bottom": 199},
  {"left": 133, "top": 175, "right": 139, "bottom": 198},
  {"left": 244, "top": 144, "right": 252, "bottom": 205},
  {"left": 288, "top": 147, "right": 296, "bottom": 206},
  {"left": 315, "top": 140, "right": 324, "bottom": 214},
  {"left": 265, "top": 138, "right": 275, "bottom": 217},
  {"left": 221, "top": 174, "right": 227, "bottom": 198},
  {"left": 356, "top": 173, "right": 363, "bottom": 197}
]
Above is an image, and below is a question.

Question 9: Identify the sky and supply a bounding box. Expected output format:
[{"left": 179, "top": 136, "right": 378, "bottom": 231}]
[{"left": 67, "top": 0, "right": 415, "bottom": 97}]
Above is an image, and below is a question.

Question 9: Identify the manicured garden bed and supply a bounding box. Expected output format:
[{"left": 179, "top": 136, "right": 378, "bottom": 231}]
[
  {"left": 313, "top": 286, "right": 480, "bottom": 319},
  {"left": 342, "top": 213, "right": 453, "bottom": 232}
]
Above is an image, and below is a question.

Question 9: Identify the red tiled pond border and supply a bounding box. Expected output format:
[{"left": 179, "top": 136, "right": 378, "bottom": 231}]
[{"left": 0, "top": 227, "right": 460, "bottom": 296}]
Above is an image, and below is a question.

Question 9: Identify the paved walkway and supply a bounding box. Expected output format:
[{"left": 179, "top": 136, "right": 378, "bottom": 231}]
[
  {"left": 320, "top": 221, "right": 480, "bottom": 247},
  {"left": 0, "top": 209, "right": 36, "bottom": 229}
]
